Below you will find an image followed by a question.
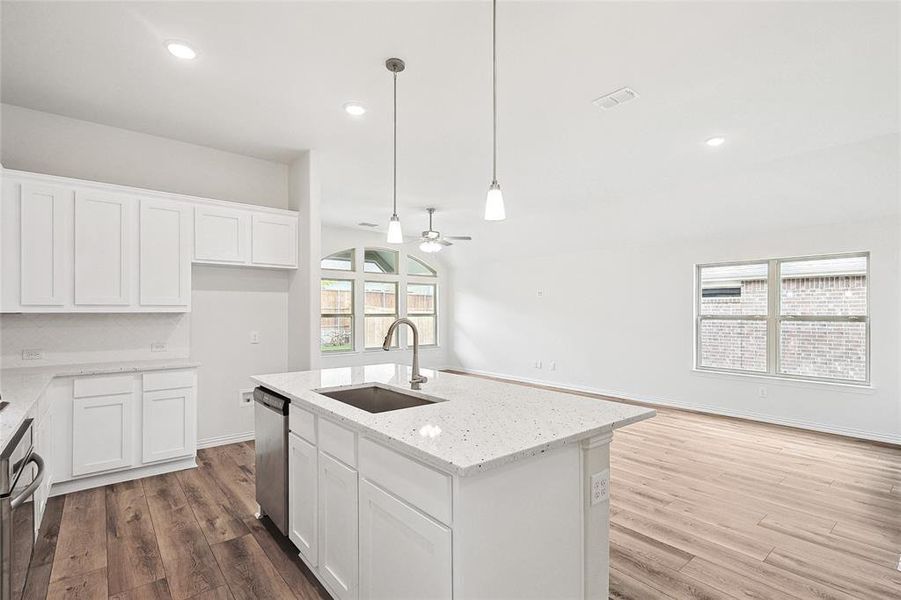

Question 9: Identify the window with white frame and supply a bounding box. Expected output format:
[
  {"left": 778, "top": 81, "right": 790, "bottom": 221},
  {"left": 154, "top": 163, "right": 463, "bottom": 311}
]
[
  {"left": 407, "top": 283, "right": 437, "bottom": 346},
  {"left": 320, "top": 279, "right": 354, "bottom": 353},
  {"left": 364, "top": 281, "right": 398, "bottom": 349},
  {"left": 696, "top": 253, "right": 869, "bottom": 384},
  {"left": 320, "top": 248, "right": 439, "bottom": 353}
]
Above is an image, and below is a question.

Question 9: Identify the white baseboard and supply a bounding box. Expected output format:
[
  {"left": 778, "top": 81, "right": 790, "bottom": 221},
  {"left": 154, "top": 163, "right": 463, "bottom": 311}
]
[
  {"left": 197, "top": 430, "right": 255, "bottom": 449},
  {"left": 455, "top": 368, "right": 901, "bottom": 446},
  {"left": 50, "top": 456, "right": 197, "bottom": 497}
]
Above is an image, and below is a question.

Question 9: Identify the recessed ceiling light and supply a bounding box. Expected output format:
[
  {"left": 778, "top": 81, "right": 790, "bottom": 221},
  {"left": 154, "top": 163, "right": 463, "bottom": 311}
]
[
  {"left": 166, "top": 41, "right": 197, "bottom": 60},
  {"left": 706, "top": 136, "right": 726, "bottom": 147},
  {"left": 344, "top": 103, "right": 367, "bottom": 117}
]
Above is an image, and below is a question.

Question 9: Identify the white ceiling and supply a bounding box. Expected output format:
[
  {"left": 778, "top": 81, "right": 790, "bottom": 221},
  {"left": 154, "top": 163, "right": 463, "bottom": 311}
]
[{"left": 3, "top": 1, "right": 898, "bottom": 264}]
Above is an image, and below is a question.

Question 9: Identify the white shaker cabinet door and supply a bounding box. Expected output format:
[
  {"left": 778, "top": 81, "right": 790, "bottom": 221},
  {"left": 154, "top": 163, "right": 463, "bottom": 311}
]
[
  {"left": 194, "top": 206, "right": 249, "bottom": 264},
  {"left": 74, "top": 190, "right": 133, "bottom": 306},
  {"left": 142, "top": 387, "right": 196, "bottom": 463},
  {"left": 251, "top": 213, "right": 297, "bottom": 268},
  {"left": 318, "top": 451, "right": 358, "bottom": 600},
  {"left": 140, "top": 198, "right": 191, "bottom": 307},
  {"left": 19, "top": 184, "right": 70, "bottom": 306},
  {"left": 72, "top": 393, "right": 132, "bottom": 476},
  {"left": 358, "top": 480, "right": 452, "bottom": 600},
  {"left": 289, "top": 433, "right": 318, "bottom": 566}
]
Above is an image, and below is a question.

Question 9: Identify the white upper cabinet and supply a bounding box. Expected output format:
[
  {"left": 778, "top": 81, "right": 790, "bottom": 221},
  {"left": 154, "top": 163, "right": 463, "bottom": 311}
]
[
  {"left": 2, "top": 170, "right": 298, "bottom": 313},
  {"left": 19, "top": 184, "right": 70, "bottom": 306},
  {"left": 194, "top": 206, "right": 249, "bottom": 264},
  {"left": 74, "top": 190, "right": 133, "bottom": 306},
  {"left": 251, "top": 213, "right": 298, "bottom": 268},
  {"left": 140, "top": 199, "right": 191, "bottom": 307}
]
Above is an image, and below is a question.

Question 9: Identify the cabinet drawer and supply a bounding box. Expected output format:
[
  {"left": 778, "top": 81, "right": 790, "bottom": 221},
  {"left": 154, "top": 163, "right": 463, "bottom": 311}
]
[
  {"left": 358, "top": 438, "right": 452, "bottom": 525},
  {"left": 318, "top": 418, "right": 356, "bottom": 467},
  {"left": 143, "top": 369, "right": 194, "bottom": 392},
  {"left": 289, "top": 404, "right": 316, "bottom": 444},
  {"left": 73, "top": 374, "right": 133, "bottom": 398}
]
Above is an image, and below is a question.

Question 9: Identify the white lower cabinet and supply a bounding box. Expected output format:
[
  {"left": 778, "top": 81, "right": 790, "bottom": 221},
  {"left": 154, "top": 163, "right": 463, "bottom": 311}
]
[
  {"left": 359, "top": 480, "right": 452, "bottom": 600},
  {"left": 72, "top": 392, "right": 132, "bottom": 476},
  {"left": 142, "top": 387, "right": 195, "bottom": 463},
  {"left": 54, "top": 369, "right": 197, "bottom": 490},
  {"left": 286, "top": 408, "right": 454, "bottom": 600},
  {"left": 289, "top": 433, "right": 318, "bottom": 565},
  {"left": 318, "top": 450, "right": 359, "bottom": 600}
]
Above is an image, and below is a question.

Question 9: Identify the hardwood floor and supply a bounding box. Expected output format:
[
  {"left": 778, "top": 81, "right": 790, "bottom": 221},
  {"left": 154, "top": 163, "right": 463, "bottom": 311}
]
[{"left": 23, "top": 404, "right": 901, "bottom": 599}]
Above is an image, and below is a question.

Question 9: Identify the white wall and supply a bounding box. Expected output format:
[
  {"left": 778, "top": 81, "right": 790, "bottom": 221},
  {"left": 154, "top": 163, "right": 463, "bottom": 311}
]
[
  {"left": 191, "top": 265, "right": 289, "bottom": 445},
  {"left": 452, "top": 219, "right": 900, "bottom": 444},
  {"left": 1, "top": 104, "right": 290, "bottom": 208},
  {"left": 0, "top": 105, "right": 298, "bottom": 445},
  {"left": 320, "top": 224, "right": 454, "bottom": 370}
]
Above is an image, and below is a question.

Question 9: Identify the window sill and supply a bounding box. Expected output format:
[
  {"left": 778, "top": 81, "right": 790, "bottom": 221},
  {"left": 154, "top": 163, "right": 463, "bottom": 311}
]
[{"left": 690, "top": 367, "right": 876, "bottom": 394}]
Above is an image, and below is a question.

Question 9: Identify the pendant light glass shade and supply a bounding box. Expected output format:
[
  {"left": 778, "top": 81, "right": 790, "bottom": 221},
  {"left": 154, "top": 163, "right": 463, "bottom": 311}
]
[
  {"left": 485, "top": 181, "right": 505, "bottom": 221},
  {"left": 387, "top": 214, "right": 404, "bottom": 244}
]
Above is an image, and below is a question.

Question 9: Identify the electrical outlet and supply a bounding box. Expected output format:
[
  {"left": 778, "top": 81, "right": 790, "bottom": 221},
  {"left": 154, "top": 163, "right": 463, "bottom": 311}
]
[
  {"left": 534, "top": 360, "right": 542, "bottom": 369},
  {"left": 21, "top": 349, "right": 43, "bottom": 361},
  {"left": 758, "top": 386, "right": 768, "bottom": 398},
  {"left": 150, "top": 342, "right": 167, "bottom": 353},
  {"left": 591, "top": 469, "right": 610, "bottom": 505},
  {"left": 250, "top": 331, "right": 260, "bottom": 344},
  {"left": 239, "top": 389, "right": 254, "bottom": 406},
  {"left": 549, "top": 361, "right": 557, "bottom": 371}
]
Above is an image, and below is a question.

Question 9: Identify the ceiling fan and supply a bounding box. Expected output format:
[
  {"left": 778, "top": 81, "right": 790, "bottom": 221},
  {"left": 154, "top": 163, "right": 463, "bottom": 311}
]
[{"left": 417, "top": 208, "right": 472, "bottom": 253}]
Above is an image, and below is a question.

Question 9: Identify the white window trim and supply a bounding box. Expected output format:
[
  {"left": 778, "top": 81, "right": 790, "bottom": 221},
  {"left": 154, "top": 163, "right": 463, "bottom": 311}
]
[
  {"left": 321, "top": 247, "right": 441, "bottom": 355},
  {"left": 694, "top": 251, "right": 870, "bottom": 386}
]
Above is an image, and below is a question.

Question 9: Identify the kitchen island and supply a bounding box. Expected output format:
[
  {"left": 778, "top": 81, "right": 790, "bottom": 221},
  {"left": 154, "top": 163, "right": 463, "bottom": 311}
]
[{"left": 252, "top": 364, "right": 654, "bottom": 600}]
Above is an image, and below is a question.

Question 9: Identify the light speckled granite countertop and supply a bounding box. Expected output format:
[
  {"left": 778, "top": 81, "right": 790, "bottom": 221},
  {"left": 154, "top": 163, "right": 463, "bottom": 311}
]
[
  {"left": 252, "top": 364, "right": 654, "bottom": 477},
  {"left": 0, "top": 359, "right": 200, "bottom": 450}
]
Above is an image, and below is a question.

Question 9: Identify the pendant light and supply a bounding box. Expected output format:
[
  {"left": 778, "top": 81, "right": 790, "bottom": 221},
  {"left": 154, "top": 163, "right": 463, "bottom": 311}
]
[
  {"left": 484, "top": 0, "right": 506, "bottom": 221},
  {"left": 386, "top": 58, "right": 406, "bottom": 244}
]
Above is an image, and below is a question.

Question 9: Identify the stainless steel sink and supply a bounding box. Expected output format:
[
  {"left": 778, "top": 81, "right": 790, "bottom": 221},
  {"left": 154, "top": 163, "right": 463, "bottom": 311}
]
[{"left": 316, "top": 385, "right": 439, "bottom": 413}]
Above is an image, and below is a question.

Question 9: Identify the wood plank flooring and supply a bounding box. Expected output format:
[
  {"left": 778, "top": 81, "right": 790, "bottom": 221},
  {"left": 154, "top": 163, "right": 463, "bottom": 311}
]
[{"left": 23, "top": 401, "right": 901, "bottom": 599}]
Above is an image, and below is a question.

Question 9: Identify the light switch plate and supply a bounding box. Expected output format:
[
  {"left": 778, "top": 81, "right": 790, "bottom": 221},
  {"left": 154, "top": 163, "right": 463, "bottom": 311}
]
[
  {"left": 22, "top": 349, "right": 43, "bottom": 361},
  {"left": 250, "top": 331, "right": 260, "bottom": 344},
  {"left": 591, "top": 469, "right": 610, "bottom": 505},
  {"left": 151, "top": 342, "right": 167, "bottom": 353}
]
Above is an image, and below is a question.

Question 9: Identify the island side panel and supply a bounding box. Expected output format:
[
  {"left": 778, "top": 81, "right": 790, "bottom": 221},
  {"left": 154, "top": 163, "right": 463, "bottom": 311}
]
[
  {"left": 452, "top": 444, "right": 583, "bottom": 599},
  {"left": 582, "top": 431, "right": 613, "bottom": 598}
]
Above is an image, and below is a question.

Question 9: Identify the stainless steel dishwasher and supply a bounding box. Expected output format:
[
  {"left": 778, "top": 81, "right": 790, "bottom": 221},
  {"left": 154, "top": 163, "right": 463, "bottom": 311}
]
[{"left": 253, "top": 387, "right": 289, "bottom": 536}]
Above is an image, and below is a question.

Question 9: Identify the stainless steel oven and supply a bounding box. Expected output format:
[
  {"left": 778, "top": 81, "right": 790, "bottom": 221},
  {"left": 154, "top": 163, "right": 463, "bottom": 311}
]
[{"left": 1, "top": 419, "right": 45, "bottom": 600}]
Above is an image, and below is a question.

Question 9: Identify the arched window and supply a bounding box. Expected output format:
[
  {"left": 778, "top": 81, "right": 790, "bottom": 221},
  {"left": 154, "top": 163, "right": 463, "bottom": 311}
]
[
  {"left": 320, "top": 247, "right": 439, "bottom": 353},
  {"left": 407, "top": 255, "right": 437, "bottom": 277}
]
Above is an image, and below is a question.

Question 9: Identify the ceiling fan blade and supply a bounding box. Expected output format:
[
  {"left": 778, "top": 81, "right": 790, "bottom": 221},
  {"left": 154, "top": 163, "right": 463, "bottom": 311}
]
[
  {"left": 445, "top": 236, "right": 472, "bottom": 241},
  {"left": 438, "top": 239, "right": 453, "bottom": 246}
]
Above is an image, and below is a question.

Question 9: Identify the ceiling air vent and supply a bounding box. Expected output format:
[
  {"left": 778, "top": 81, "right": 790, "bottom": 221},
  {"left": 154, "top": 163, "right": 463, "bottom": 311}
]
[{"left": 592, "top": 87, "right": 639, "bottom": 110}]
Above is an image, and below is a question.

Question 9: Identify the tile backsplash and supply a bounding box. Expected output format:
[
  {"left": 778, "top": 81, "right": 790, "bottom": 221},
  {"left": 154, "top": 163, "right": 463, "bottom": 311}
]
[{"left": 0, "top": 313, "right": 190, "bottom": 367}]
